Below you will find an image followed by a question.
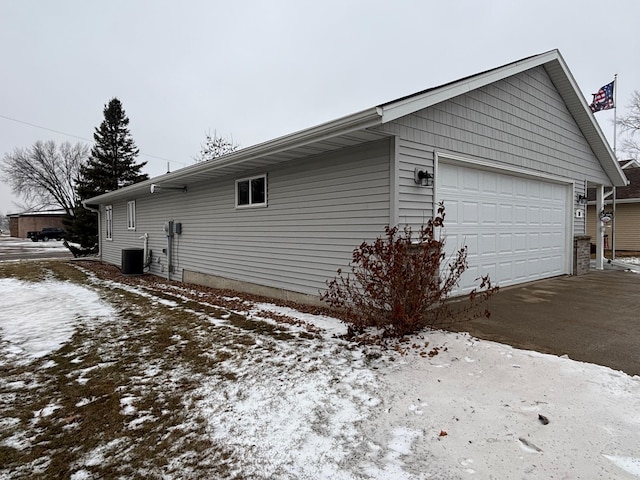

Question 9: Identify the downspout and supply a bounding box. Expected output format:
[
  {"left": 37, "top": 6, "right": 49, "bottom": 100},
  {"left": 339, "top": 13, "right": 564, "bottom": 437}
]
[
  {"left": 82, "top": 203, "right": 101, "bottom": 257},
  {"left": 139, "top": 233, "right": 150, "bottom": 268}
]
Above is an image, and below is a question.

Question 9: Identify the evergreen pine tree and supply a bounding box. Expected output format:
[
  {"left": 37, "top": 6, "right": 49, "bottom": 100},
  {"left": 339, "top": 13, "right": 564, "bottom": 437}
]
[
  {"left": 79, "top": 97, "right": 147, "bottom": 197},
  {"left": 65, "top": 98, "right": 148, "bottom": 254}
]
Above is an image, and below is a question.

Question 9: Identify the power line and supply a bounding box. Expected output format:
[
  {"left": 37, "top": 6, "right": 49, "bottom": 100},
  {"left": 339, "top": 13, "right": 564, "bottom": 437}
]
[
  {"left": 0, "top": 113, "right": 92, "bottom": 142},
  {"left": 0, "top": 113, "right": 187, "bottom": 166}
]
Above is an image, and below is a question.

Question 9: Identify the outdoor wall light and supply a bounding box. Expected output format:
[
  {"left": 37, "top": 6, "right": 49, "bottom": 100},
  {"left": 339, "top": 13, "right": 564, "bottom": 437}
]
[
  {"left": 576, "top": 194, "right": 588, "bottom": 205},
  {"left": 414, "top": 168, "right": 434, "bottom": 187}
]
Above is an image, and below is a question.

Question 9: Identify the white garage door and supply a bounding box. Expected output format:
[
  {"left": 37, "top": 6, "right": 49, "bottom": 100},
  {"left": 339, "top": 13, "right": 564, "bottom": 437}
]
[{"left": 438, "top": 163, "right": 569, "bottom": 293}]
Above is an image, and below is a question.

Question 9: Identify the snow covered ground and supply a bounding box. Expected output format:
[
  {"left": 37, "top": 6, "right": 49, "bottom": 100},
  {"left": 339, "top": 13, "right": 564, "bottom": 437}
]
[
  {"left": 614, "top": 257, "right": 640, "bottom": 269},
  {"left": 0, "top": 235, "right": 70, "bottom": 256},
  {"left": 1, "top": 269, "right": 639, "bottom": 478}
]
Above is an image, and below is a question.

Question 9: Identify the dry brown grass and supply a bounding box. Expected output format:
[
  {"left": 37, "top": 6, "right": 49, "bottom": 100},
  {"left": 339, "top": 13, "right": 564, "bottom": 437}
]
[{"left": 0, "top": 260, "right": 322, "bottom": 479}]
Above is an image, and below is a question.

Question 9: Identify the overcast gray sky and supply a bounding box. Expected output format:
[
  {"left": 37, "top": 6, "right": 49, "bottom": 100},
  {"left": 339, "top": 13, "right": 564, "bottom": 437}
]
[{"left": 1, "top": 0, "right": 638, "bottom": 215}]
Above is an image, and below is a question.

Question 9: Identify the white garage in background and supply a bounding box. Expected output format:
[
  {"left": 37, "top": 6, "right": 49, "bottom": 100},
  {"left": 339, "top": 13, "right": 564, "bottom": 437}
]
[{"left": 437, "top": 159, "right": 571, "bottom": 292}]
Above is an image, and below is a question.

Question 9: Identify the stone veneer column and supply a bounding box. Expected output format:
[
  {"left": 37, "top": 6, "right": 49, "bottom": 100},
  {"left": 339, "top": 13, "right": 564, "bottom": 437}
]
[{"left": 573, "top": 235, "right": 591, "bottom": 275}]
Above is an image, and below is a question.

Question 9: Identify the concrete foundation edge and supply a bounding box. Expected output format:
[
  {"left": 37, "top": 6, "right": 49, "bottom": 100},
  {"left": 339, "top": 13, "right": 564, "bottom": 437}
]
[{"left": 183, "top": 270, "right": 325, "bottom": 307}]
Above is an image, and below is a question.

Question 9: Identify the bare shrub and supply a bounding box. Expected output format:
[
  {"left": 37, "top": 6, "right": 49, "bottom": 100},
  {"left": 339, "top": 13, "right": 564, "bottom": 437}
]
[{"left": 321, "top": 203, "right": 498, "bottom": 338}]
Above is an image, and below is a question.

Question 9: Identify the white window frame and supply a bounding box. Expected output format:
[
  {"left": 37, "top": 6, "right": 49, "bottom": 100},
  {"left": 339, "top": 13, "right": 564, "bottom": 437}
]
[
  {"left": 105, "top": 205, "right": 113, "bottom": 240},
  {"left": 235, "top": 173, "right": 267, "bottom": 208},
  {"left": 127, "top": 200, "right": 136, "bottom": 230}
]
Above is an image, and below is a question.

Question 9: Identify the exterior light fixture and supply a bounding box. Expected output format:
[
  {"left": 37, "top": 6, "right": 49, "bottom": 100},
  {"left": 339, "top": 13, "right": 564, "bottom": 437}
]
[
  {"left": 576, "top": 194, "right": 588, "bottom": 205},
  {"left": 599, "top": 209, "right": 613, "bottom": 223},
  {"left": 414, "top": 168, "right": 433, "bottom": 187}
]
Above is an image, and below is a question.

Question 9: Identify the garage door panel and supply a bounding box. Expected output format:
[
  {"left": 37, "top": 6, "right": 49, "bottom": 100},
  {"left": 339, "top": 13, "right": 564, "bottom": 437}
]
[
  {"left": 528, "top": 181, "right": 541, "bottom": 199},
  {"left": 498, "top": 261, "right": 513, "bottom": 281},
  {"left": 498, "top": 234, "right": 512, "bottom": 253},
  {"left": 514, "top": 206, "right": 527, "bottom": 224},
  {"left": 481, "top": 173, "right": 498, "bottom": 194},
  {"left": 438, "top": 163, "right": 568, "bottom": 293},
  {"left": 462, "top": 202, "right": 480, "bottom": 224},
  {"left": 552, "top": 207, "right": 564, "bottom": 224},
  {"left": 463, "top": 234, "right": 479, "bottom": 256},
  {"left": 528, "top": 232, "right": 540, "bottom": 252},
  {"left": 480, "top": 233, "right": 497, "bottom": 255},
  {"left": 499, "top": 205, "right": 513, "bottom": 224},
  {"left": 514, "top": 178, "right": 528, "bottom": 197},
  {"left": 500, "top": 176, "right": 515, "bottom": 194},
  {"left": 440, "top": 166, "right": 458, "bottom": 188},
  {"left": 463, "top": 170, "right": 480, "bottom": 191},
  {"left": 513, "top": 260, "right": 529, "bottom": 281},
  {"left": 444, "top": 200, "right": 460, "bottom": 222},
  {"left": 481, "top": 203, "right": 497, "bottom": 224},
  {"left": 514, "top": 233, "right": 527, "bottom": 252},
  {"left": 528, "top": 206, "right": 541, "bottom": 224}
]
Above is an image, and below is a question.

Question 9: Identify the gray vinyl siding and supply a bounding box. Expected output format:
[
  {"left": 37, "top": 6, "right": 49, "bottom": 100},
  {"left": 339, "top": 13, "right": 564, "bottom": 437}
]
[
  {"left": 376, "top": 66, "right": 609, "bottom": 236},
  {"left": 100, "top": 139, "right": 391, "bottom": 296}
]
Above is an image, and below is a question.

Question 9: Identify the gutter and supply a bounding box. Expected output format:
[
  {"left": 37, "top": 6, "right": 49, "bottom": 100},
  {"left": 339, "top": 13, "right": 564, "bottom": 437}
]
[{"left": 85, "top": 107, "right": 383, "bottom": 205}]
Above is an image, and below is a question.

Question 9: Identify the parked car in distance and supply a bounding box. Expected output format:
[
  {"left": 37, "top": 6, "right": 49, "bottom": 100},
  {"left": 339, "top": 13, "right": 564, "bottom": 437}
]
[{"left": 27, "top": 227, "right": 66, "bottom": 242}]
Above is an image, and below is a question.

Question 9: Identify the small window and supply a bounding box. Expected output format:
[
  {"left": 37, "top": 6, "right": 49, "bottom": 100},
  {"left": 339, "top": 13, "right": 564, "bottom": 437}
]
[
  {"left": 235, "top": 174, "right": 267, "bottom": 208},
  {"left": 127, "top": 201, "right": 136, "bottom": 230},
  {"left": 105, "top": 205, "right": 113, "bottom": 240}
]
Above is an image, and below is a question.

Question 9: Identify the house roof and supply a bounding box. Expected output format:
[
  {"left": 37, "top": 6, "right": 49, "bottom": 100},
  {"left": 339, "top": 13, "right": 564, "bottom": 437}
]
[
  {"left": 7, "top": 209, "right": 67, "bottom": 218},
  {"left": 588, "top": 161, "right": 640, "bottom": 202},
  {"left": 85, "top": 49, "right": 627, "bottom": 206},
  {"left": 614, "top": 167, "right": 640, "bottom": 199}
]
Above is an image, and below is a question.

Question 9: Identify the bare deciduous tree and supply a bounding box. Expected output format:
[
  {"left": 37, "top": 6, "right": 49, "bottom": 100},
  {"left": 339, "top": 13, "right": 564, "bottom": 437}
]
[
  {"left": 0, "top": 140, "right": 88, "bottom": 215},
  {"left": 195, "top": 130, "right": 238, "bottom": 162},
  {"left": 617, "top": 90, "right": 640, "bottom": 160}
]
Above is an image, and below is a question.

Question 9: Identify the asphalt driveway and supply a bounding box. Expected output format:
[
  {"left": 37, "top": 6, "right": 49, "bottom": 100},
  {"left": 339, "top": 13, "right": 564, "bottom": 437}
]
[{"left": 452, "top": 267, "right": 640, "bottom": 376}]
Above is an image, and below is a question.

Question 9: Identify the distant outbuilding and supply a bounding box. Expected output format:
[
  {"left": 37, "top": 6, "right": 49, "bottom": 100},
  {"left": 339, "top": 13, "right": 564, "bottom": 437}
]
[{"left": 7, "top": 209, "right": 66, "bottom": 238}]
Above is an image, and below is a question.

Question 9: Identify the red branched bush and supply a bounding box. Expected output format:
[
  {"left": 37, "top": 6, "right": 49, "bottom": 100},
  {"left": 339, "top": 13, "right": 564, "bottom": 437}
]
[{"left": 321, "top": 203, "right": 498, "bottom": 338}]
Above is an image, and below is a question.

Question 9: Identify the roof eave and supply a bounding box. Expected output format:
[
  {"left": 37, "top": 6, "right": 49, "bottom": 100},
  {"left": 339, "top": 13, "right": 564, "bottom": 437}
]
[
  {"left": 543, "top": 52, "right": 627, "bottom": 188},
  {"left": 379, "top": 49, "right": 627, "bottom": 189},
  {"left": 84, "top": 106, "right": 384, "bottom": 205}
]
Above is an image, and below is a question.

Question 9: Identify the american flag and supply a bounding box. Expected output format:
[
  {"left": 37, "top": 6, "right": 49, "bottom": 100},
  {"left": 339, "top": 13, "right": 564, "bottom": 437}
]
[{"left": 589, "top": 81, "right": 615, "bottom": 113}]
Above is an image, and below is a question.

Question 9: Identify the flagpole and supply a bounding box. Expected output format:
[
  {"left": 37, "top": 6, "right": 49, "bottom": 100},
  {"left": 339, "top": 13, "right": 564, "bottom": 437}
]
[
  {"left": 612, "top": 74, "right": 618, "bottom": 260},
  {"left": 613, "top": 73, "right": 618, "bottom": 153}
]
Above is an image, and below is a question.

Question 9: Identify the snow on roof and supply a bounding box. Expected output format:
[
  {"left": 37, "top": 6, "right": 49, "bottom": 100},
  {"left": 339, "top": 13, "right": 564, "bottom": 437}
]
[{"left": 8, "top": 209, "right": 66, "bottom": 217}]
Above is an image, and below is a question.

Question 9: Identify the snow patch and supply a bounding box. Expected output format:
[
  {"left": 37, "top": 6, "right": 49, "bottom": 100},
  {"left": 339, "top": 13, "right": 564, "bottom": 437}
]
[
  {"left": 0, "top": 278, "right": 114, "bottom": 360},
  {"left": 604, "top": 455, "right": 640, "bottom": 477}
]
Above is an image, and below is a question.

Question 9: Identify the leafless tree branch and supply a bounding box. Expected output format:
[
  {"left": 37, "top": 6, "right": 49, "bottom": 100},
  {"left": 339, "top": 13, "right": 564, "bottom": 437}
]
[
  {"left": 617, "top": 91, "right": 640, "bottom": 160},
  {"left": 0, "top": 140, "right": 88, "bottom": 215}
]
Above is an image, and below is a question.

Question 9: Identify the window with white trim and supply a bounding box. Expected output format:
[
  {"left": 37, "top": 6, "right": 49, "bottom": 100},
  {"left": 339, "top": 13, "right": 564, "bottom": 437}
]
[
  {"left": 235, "top": 174, "right": 267, "bottom": 208},
  {"left": 127, "top": 201, "right": 136, "bottom": 230},
  {"left": 105, "top": 205, "right": 113, "bottom": 240}
]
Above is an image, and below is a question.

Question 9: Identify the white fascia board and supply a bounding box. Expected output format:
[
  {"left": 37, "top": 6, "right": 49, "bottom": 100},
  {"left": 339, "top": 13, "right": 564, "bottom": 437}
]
[
  {"left": 85, "top": 107, "right": 383, "bottom": 205},
  {"left": 190, "top": 107, "right": 384, "bottom": 176},
  {"left": 380, "top": 50, "right": 560, "bottom": 123}
]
